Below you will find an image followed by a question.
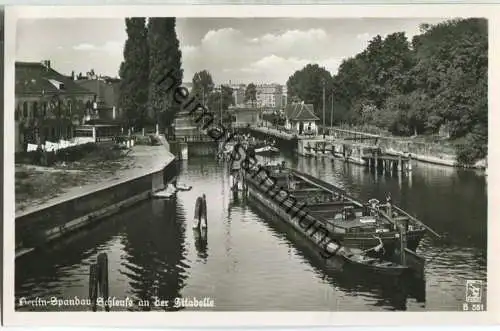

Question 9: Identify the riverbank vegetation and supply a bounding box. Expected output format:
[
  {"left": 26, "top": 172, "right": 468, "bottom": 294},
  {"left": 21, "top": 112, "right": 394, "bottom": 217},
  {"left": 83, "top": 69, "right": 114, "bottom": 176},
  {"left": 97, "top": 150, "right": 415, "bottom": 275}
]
[
  {"left": 286, "top": 18, "right": 487, "bottom": 166},
  {"left": 15, "top": 144, "right": 132, "bottom": 210}
]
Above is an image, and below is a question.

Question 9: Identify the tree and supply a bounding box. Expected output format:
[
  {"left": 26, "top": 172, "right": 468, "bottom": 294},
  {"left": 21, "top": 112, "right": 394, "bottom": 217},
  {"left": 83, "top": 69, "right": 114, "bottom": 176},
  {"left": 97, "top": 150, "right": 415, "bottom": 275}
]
[
  {"left": 328, "top": 18, "right": 487, "bottom": 163},
  {"left": 192, "top": 70, "right": 215, "bottom": 105},
  {"left": 207, "top": 85, "right": 234, "bottom": 125},
  {"left": 286, "top": 64, "right": 333, "bottom": 123},
  {"left": 244, "top": 83, "right": 257, "bottom": 106},
  {"left": 118, "top": 17, "right": 149, "bottom": 129},
  {"left": 411, "top": 18, "right": 487, "bottom": 139},
  {"left": 147, "top": 17, "right": 183, "bottom": 129}
]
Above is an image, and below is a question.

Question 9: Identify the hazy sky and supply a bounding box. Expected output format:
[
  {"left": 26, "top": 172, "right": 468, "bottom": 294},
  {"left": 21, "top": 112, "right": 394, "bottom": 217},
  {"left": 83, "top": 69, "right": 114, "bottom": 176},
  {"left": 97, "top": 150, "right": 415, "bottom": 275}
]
[{"left": 16, "top": 17, "right": 449, "bottom": 85}]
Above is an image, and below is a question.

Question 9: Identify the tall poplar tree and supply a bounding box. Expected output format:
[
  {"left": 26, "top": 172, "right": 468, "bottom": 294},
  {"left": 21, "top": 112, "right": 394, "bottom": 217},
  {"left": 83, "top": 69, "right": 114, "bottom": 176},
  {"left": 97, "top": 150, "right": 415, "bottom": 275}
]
[
  {"left": 147, "top": 17, "right": 183, "bottom": 130},
  {"left": 118, "top": 17, "right": 149, "bottom": 129}
]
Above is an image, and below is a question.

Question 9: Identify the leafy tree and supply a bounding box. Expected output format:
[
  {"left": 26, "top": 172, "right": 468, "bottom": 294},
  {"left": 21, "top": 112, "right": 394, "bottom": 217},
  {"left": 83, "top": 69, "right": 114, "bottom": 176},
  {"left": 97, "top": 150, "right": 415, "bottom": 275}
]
[
  {"left": 286, "top": 64, "right": 333, "bottom": 124},
  {"left": 411, "top": 18, "right": 487, "bottom": 139},
  {"left": 118, "top": 17, "right": 149, "bottom": 129},
  {"left": 147, "top": 17, "right": 183, "bottom": 129},
  {"left": 192, "top": 70, "right": 215, "bottom": 105},
  {"left": 328, "top": 18, "right": 487, "bottom": 164},
  {"left": 208, "top": 85, "right": 234, "bottom": 113},
  {"left": 244, "top": 83, "right": 257, "bottom": 106}
]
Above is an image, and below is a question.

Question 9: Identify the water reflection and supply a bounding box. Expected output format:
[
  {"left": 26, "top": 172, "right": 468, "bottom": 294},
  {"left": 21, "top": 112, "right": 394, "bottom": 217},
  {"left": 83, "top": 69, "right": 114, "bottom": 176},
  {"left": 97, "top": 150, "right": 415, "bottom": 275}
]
[
  {"left": 117, "top": 197, "right": 188, "bottom": 311},
  {"left": 244, "top": 195, "right": 426, "bottom": 311},
  {"left": 193, "top": 228, "right": 208, "bottom": 261}
]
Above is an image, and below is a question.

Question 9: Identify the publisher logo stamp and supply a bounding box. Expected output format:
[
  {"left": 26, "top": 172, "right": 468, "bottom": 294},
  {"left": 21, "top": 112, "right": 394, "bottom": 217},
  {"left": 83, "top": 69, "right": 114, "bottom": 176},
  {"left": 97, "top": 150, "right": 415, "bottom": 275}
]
[
  {"left": 466, "top": 280, "right": 482, "bottom": 303},
  {"left": 462, "top": 280, "right": 485, "bottom": 311}
]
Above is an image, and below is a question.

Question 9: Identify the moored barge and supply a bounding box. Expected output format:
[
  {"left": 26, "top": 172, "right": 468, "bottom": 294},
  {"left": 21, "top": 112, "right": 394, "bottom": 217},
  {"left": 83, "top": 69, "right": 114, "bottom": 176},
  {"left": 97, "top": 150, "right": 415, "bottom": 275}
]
[{"left": 243, "top": 163, "right": 437, "bottom": 258}]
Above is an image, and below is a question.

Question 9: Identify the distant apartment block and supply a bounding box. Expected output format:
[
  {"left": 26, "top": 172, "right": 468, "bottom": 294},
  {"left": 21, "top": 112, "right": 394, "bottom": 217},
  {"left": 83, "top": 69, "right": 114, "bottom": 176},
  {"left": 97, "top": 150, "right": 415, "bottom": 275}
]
[{"left": 256, "top": 84, "right": 283, "bottom": 109}]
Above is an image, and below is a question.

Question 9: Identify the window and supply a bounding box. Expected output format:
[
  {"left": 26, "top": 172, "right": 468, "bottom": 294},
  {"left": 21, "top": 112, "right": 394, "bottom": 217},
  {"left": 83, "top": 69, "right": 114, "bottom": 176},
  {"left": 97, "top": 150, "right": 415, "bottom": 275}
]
[
  {"left": 23, "top": 102, "right": 28, "bottom": 118},
  {"left": 51, "top": 127, "right": 55, "bottom": 138},
  {"left": 67, "top": 100, "right": 72, "bottom": 115},
  {"left": 42, "top": 102, "right": 48, "bottom": 117}
]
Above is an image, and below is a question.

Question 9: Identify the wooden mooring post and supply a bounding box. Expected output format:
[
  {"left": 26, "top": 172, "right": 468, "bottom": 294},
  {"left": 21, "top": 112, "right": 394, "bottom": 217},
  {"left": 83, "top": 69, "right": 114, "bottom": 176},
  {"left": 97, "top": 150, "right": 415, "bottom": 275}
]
[{"left": 89, "top": 253, "right": 110, "bottom": 312}]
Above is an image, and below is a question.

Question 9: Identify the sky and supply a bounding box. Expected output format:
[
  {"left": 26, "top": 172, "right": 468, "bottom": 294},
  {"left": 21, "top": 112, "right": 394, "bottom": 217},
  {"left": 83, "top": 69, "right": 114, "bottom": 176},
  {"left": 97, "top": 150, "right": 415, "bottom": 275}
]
[{"left": 16, "top": 17, "right": 450, "bottom": 85}]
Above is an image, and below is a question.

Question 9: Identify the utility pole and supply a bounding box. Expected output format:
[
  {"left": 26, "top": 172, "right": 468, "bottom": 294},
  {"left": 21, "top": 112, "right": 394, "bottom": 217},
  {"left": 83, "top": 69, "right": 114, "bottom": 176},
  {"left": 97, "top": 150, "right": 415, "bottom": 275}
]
[
  {"left": 330, "top": 93, "right": 334, "bottom": 129},
  {"left": 322, "top": 79, "right": 326, "bottom": 137},
  {"left": 202, "top": 88, "right": 205, "bottom": 128},
  {"left": 220, "top": 86, "right": 223, "bottom": 126}
]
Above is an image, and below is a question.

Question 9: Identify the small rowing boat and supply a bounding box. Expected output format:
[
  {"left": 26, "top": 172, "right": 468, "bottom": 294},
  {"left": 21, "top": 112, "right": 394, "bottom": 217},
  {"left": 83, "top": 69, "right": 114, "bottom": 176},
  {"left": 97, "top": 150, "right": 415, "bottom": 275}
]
[
  {"left": 176, "top": 183, "right": 192, "bottom": 191},
  {"left": 254, "top": 145, "right": 280, "bottom": 154},
  {"left": 153, "top": 183, "right": 177, "bottom": 199},
  {"left": 341, "top": 247, "right": 410, "bottom": 276}
]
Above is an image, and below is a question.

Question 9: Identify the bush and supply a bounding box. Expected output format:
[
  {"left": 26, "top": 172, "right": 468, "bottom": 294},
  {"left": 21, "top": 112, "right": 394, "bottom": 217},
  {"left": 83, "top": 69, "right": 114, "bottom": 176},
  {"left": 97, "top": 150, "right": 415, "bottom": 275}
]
[{"left": 456, "top": 132, "right": 487, "bottom": 166}]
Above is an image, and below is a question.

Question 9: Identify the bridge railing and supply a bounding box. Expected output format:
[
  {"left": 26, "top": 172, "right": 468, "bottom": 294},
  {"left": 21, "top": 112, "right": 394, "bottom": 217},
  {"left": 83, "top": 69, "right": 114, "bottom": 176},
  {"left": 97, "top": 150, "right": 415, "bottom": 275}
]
[{"left": 170, "top": 134, "right": 214, "bottom": 143}]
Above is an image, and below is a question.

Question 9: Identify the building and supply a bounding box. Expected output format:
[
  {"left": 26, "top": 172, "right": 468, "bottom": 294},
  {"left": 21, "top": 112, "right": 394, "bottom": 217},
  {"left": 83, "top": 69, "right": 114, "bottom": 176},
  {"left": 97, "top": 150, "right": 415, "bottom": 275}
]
[
  {"left": 15, "top": 61, "right": 96, "bottom": 152},
  {"left": 76, "top": 78, "right": 122, "bottom": 123},
  {"left": 281, "top": 86, "right": 288, "bottom": 108},
  {"left": 231, "top": 106, "right": 261, "bottom": 127},
  {"left": 256, "top": 84, "right": 283, "bottom": 109},
  {"left": 284, "top": 102, "right": 320, "bottom": 135},
  {"left": 232, "top": 84, "right": 246, "bottom": 106}
]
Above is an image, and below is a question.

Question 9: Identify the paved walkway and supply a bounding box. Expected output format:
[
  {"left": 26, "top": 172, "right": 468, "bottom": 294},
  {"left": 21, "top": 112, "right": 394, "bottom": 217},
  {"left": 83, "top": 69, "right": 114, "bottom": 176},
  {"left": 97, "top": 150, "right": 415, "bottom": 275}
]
[{"left": 16, "top": 143, "right": 175, "bottom": 218}]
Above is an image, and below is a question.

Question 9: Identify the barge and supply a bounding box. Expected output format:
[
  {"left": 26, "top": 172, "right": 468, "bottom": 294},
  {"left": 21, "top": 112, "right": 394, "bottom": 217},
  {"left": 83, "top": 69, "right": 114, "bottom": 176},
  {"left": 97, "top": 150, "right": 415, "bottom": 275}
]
[{"left": 242, "top": 163, "right": 438, "bottom": 267}]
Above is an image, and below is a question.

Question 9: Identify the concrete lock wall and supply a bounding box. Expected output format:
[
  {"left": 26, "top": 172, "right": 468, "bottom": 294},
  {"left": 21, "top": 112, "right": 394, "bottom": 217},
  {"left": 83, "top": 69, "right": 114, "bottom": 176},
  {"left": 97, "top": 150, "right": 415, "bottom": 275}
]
[
  {"left": 15, "top": 159, "right": 178, "bottom": 252},
  {"left": 377, "top": 137, "right": 455, "bottom": 157}
]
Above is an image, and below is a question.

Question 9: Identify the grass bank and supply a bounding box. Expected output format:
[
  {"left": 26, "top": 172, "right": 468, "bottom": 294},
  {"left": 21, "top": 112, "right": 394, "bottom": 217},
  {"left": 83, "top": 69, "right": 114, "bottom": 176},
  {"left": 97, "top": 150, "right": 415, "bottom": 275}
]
[{"left": 15, "top": 144, "right": 133, "bottom": 211}]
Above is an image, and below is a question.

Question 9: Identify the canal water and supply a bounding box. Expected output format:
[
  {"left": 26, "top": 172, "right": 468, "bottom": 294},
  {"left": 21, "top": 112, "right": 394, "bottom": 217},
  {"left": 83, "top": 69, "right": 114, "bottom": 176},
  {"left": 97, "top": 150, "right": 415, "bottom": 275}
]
[{"left": 15, "top": 152, "right": 487, "bottom": 311}]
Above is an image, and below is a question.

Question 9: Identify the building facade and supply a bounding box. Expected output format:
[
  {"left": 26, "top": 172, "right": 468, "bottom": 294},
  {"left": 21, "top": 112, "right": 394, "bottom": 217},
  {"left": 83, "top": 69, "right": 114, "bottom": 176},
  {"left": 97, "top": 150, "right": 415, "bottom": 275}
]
[
  {"left": 231, "top": 106, "right": 261, "bottom": 127},
  {"left": 15, "top": 61, "right": 96, "bottom": 152},
  {"left": 76, "top": 78, "right": 122, "bottom": 123},
  {"left": 256, "top": 84, "right": 283, "bottom": 109}
]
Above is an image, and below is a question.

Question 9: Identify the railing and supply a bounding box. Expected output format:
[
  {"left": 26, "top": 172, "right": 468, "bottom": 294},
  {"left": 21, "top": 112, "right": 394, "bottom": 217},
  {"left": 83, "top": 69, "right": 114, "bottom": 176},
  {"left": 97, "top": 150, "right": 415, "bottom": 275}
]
[{"left": 171, "top": 135, "right": 214, "bottom": 143}]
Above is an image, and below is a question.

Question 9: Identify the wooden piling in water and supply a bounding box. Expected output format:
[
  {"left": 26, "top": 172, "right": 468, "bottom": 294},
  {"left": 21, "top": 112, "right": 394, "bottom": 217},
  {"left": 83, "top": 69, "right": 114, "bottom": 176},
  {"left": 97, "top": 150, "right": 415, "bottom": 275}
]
[
  {"left": 97, "top": 253, "right": 110, "bottom": 312},
  {"left": 89, "top": 253, "right": 110, "bottom": 312},
  {"left": 89, "top": 263, "right": 98, "bottom": 312}
]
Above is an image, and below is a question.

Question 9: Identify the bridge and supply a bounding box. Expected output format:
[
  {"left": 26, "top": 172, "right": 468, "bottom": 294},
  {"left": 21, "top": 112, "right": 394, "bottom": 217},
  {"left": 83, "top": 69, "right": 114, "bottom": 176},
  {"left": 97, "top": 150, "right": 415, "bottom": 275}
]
[{"left": 167, "top": 110, "right": 222, "bottom": 159}]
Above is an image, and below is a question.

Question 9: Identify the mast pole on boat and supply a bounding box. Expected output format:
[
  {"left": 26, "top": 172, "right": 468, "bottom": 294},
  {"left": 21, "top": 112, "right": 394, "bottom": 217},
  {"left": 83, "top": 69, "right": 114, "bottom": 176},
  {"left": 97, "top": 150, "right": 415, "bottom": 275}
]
[{"left": 386, "top": 194, "right": 408, "bottom": 266}]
